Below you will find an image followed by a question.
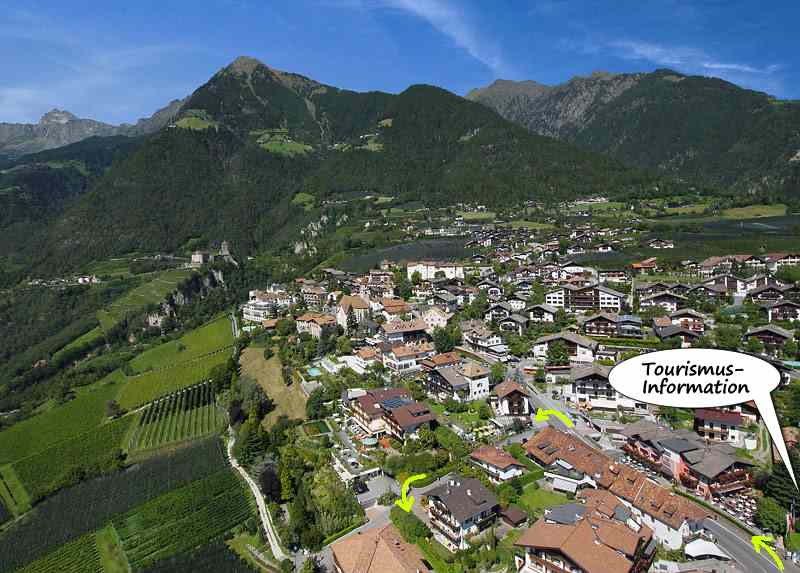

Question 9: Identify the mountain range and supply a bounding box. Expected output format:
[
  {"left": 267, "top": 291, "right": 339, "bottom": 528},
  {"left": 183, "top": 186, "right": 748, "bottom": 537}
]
[
  {"left": 467, "top": 69, "right": 800, "bottom": 195},
  {"left": 0, "top": 99, "right": 183, "bottom": 157},
  {"left": 2, "top": 57, "right": 798, "bottom": 281},
  {"left": 7, "top": 56, "right": 681, "bottom": 277}
]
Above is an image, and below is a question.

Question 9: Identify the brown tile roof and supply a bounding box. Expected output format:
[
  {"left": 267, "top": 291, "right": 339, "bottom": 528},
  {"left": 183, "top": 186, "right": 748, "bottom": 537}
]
[
  {"left": 340, "top": 294, "right": 369, "bottom": 311},
  {"left": 516, "top": 519, "right": 636, "bottom": 573},
  {"left": 356, "top": 347, "right": 379, "bottom": 360},
  {"left": 470, "top": 445, "right": 525, "bottom": 470},
  {"left": 695, "top": 408, "right": 743, "bottom": 426},
  {"left": 429, "top": 352, "right": 461, "bottom": 366},
  {"left": 331, "top": 524, "right": 432, "bottom": 573},
  {"left": 631, "top": 480, "right": 709, "bottom": 530},
  {"left": 382, "top": 318, "right": 428, "bottom": 334},
  {"left": 386, "top": 402, "right": 436, "bottom": 432},
  {"left": 494, "top": 379, "right": 529, "bottom": 399}
]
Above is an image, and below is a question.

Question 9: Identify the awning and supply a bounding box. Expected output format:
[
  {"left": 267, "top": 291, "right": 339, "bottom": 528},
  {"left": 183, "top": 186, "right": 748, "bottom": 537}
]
[
  {"left": 552, "top": 477, "right": 578, "bottom": 493},
  {"left": 684, "top": 539, "right": 730, "bottom": 560}
]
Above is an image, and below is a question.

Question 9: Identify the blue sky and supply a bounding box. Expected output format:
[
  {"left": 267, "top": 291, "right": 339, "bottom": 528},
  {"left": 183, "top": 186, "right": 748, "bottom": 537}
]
[{"left": 1, "top": 0, "right": 797, "bottom": 124}]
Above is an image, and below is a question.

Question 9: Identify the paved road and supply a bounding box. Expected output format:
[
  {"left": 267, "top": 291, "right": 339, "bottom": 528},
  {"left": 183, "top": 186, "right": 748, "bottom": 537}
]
[
  {"left": 706, "top": 519, "right": 798, "bottom": 573},
  {"left": 226, "top": 427, "right": 290, "bottom": 562}
]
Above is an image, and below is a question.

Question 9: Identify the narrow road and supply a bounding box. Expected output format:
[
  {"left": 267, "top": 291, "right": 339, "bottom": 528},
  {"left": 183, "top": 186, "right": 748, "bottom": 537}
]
[
  {"left": 706, "top": 519, "right": 798, "bottom": 573},
  {"left": 227, "top": 427, "right": 290, "bottom": 562}
]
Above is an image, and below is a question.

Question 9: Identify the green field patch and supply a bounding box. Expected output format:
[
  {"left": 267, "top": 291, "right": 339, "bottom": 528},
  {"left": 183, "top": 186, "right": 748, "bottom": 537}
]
[
  {"left": 95, "top": 524, "right": 129, "bottom": 573},
  {"left": 129, "top": 382, "right": 225, "bottom": 451},
  {"left": 255, "top": 128, "right": 313, "bottom": 156},
  {"left": 302, "top": 420, "right": 331, "bottom": 436},
  {"left": 456, "top": 210, "right": 495, "bottom": 221},
  {"left": 12, "top": 415, "right": 136, "bottom": 502},
  {"left": 519, "top": 485, "right": 569, "bottom": 518},
  {"left": 0, "top": 464, "right": 31, "bottom": 515},
  {"left": 130, "top": 315, "right": 233, "bottom": 374},
  {"left": 118, "top": 351, "right": 230, "bottom": 410},
  {"left": 113, "top": 470, "right": 253, "bottom": 570},
  {"left": 291, "top": 191, "right": 316, "bottom": 211},
  {"left": 507, "top": 220, "right": 555, "bottom": 230},
  {"left": 174, "top": 110, "right": 218, "bottom": 131},
  {"left": 722, "top": 203, "right": 786, "bottom": 219},
  {"left": 15, "top": 532, "right": 102, "bottom": 573},
  {"left": 52, "top": 326, "right": 105, "bottom": 363},
  {"left": 0, "top": 377, "right": 122, "bottom": 466}
]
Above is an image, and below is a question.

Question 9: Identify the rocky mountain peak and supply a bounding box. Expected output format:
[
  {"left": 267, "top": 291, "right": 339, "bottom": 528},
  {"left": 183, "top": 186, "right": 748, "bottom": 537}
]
[
  {"left": 225, "top": 56, "right": 268, "bottom": 76},
  {"left": 39, "top": 109, "right": 79, "bottom": 125}
]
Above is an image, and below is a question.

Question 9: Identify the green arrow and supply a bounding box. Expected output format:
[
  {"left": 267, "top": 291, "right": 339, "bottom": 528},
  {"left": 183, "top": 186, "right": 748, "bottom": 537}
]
[
  {"left": 752, "top": 535, "right": 784, "bottom": 571},
  {"left": 395, "top": 473, "right": 427, "bottom": 512},
  {"left": 535, "top": 408, "right": 574, "bottom": 428}
]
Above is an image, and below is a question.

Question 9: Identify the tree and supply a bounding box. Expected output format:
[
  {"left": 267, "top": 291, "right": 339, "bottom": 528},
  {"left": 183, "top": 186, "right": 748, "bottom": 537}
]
[
  {"left": 411, "top": 270, "right": 422, "bottom": 285},
  {"left": 306, "top": 388, "right": 327, "bottom": 420},
  {"left": 715, "top": 325, "right": 742, "bottom": 350},
  {"left": 276, "top": 318, "right": 296, "bottom": 337},
  {"left": 301, "top": 556, "right": 322, "bottom": 573},
  {"left": 745, "top": 336, "right": 765, "bottom": 354},
  {"left": 490, "top": 362, "right": 507, "bottom": 386},
  {"left": 390, "top": 506, "right": 430, "bottom": 542},
  {"left": 105, "top": 399, "right": 123, "bottom": 419},
  {"left": 433, "top": 325, "right": 461, "bottom": 353},
  {"left": 755, "top": 497, "right": 787, "bottom": 534},
  {"left": 783, "top": 339, "right": 799, "bottom": 360},
  {"left": 346, "top": 307, "right": 358, "bottom": 334},
  {"left": 765, "top": 449, "right": 800, "bottom": 511},
  {"left": 335, "top": 335, "right": 352, "bottom": 355},
  {"left": 546, "top": 341, "right": 570, "bottom": 366}
]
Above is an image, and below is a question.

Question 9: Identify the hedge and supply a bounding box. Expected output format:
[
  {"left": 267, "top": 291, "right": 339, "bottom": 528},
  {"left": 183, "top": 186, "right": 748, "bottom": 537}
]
[{"left": 322, "top": 518, "right": 366, "bottom": 546}]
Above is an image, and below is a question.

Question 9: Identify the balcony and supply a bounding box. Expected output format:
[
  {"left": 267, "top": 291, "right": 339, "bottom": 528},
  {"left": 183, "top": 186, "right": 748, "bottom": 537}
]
[{"left": 430, "top": 518, "right": 462, "bottom": 544}]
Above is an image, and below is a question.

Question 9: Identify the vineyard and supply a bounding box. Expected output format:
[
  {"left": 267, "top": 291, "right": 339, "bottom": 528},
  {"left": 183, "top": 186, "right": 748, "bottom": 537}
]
[
  {"left": 130, "top": 382, "right": 225, "bottom": 451},
  {"left": 113, "top": 470, "right": 253, "bottom": 569},
  {"left": 15, "top": 533, "right": 102, "bottom": 573},
  {"left": 0, "top": 497, "right": 9, "bottom": 525},
  {"left": 12, "top": 414, "right": 135, "bottom": 503},
  {"left": 117, "top": 351, "right": 230, "bottom": 410},
  {"left": 0, "top": 439, "right": 227, "bottom": 572},
  {"left": 0, "top": 377, "right": 122, "bottom": 466},
  {"left": 130, "top": 316, "right": 233, "bottom": 374},
  {"left": 141, "top": 539, "right": 256, "bottom": 573}
]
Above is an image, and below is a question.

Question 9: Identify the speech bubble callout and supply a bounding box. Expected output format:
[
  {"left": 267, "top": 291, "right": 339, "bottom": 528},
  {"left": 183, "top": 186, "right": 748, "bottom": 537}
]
[{"left": 609, "top": 348, "right": 797, "bottom": 490}]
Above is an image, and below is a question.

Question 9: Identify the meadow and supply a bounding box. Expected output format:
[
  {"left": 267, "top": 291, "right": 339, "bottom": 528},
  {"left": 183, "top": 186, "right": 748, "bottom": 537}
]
[
  {"left": 239, "top": 348, "right": 306, "bottom": 427},
  {"left": 130, "top": 382, "right": 225, "bottom": 451},
  {"left": 113, "top": 470, "right": 253, "bottom": 570}
]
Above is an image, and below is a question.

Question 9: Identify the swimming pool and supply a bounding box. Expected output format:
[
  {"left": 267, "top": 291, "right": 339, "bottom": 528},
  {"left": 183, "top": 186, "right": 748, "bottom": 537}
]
[{"left": 307, "top": 366, "right": 323, "bottom": 377}]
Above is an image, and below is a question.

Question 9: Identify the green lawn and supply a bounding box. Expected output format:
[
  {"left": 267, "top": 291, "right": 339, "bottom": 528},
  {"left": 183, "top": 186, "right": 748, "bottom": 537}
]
[
  {"left": 95, "top": 524, "right": 130, "bottom": 573},
  {"left": 99, "top": 269, "right": 193, "bottom": 331},
  {"left": 722, "top": 203, "right": 786, "bottom": 219},
  {"left": 0, "top": 465, "right": 31, "bottom": 515},
  {"left": 456, "top": 210, "right": 496, "bottom": 221},
  {"left": 175, "top": 116, "right": 218, "bottom": 130},
  {"left": 519, "top": 485, "right": 569, "bottom": 517},
  {"left": 129, "top": 315, "right": 233, "bottom": 373},
  {"left": 507, "top": 220, "right": 556, "bottom": 230}
]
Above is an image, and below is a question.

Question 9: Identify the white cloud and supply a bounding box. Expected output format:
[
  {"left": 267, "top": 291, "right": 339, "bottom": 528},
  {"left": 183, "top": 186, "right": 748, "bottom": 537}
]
[{"left": 335, "top": 0, "right": 511, "bottom": 75}]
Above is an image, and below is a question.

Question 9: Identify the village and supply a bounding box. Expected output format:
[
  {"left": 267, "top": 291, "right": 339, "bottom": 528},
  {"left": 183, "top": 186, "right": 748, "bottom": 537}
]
[{"left": 236, "top": 218, "right": 800, "bottom": 573}]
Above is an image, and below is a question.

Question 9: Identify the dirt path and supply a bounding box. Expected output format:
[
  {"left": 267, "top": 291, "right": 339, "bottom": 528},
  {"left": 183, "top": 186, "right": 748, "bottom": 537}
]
[{"left": 239, "top": 347, "right": 307, "bottom": 427}]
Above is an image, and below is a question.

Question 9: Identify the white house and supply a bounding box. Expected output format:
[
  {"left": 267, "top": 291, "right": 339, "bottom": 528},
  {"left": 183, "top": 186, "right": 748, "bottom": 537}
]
[
  {"left": 532, "top": 332, "right": 597, "bottom": 364},
  {"left": 469, "top": 446, "right": 526, "bottom": 483}
]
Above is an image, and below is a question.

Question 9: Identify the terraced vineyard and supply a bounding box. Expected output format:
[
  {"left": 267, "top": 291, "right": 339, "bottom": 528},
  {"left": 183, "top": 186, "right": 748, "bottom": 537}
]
[
  {"left": 117, "top": 350, "right": 230, "bottom": 410},
  {"left": 16, "top": 533, "right": 102, "bottom": 573},
  {"left": 113, "top": 471, "right": 253, "bottom": 570},
  {"left": 130, "top": 382, "right": 225, "bottom": 451}
]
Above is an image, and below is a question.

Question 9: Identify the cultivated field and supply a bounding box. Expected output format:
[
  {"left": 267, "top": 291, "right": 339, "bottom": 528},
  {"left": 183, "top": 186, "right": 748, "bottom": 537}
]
[
  {"left": 117, "top": 351, "right": 230, "bottom": 410},
  {"left": 239, "top": 347, "right": 306, "bottom": 427},
  {"left": 129, "top": 382, "right": 225, "bottom": 451},
  {"left": 0, "top": 376, "right": 123, "bottom": 467},
  {"left": 15, "top": 533, "right": 102, "bottom": 573},
  {"left": 130, "top": 316, "right": 233, "bottom": 373},
  {"left": 113, "top": 470, "right": 253, "bottom": 570}
]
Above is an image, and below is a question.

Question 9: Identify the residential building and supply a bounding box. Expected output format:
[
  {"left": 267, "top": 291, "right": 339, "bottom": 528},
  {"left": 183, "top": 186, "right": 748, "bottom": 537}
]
[
  {"left": 631, "top": 257, "right": 659, "bottom": 274},
  {"left": 337, "top": 295, "right": 370, "bottom": 331},
  {"left": 426, "top": 474, "right": 498, "bottom": 551},
  {"left": 639, "top": 291, "right": 687, "bottom": 313},
  {"left": 532, "top": 332, "right": 598, "bottom": 364},
  {"left": 301, "top": 284, "right": 327, "bottom": 308},
  {"left": 351, "top": 388, "right": 411, "bottom": 436},
  {"left": 764, "top": 300, "right": 800, "bottom": 322},
  {"left": 241, "top": 292, "right": 277, "bottom": 323},
  {"left": 380, "top": 297, "right": 410, "bottom": 322},
  {"left": 330, "top": 524, "right": 432, "bottom": 573},
  {"left": 743, "top": 324, "right": 794, "bottom": 354},
  {"left": 461, "top": 320, "right": 508, "bottom": 358},
  {"left": 296, "top": 313, "right": 337, "bottom": 339},
  {"left": 567, "top": 364, "right": 646, "bottom": 412},
  {"left": 514, "top": 516, "right": 655, "bottom": 573},
  {"left": 422, "top": 306, "right": 454, "bottom": 334},
  {"left": 383, "top": 343, "right": 435, "bottom": 373},
  {"left": 407, "top": 261, "right": 465, "bottom": 281},
  {"left": 527, "top": 304, "right": 557, "bottom": 323},
  {"left": 382, "top": 318, "right": 429, "bottom": 345},
  {"left": 383, "top": 401, "right": 437, "bottom": 440},
  {"left": 427, "top": 361, "right": 490, "bottom": 402},
  {"left": 493, "top": 380, "right": 532, "bottom": 417},
  {"left": 470, "top": 445, "right": 526, "bottom": 482},
  {"left": 694, "top": 409, "right": 744, "bottom": 444},
  {"left": 670, "top": 309, "right": 706, "bottom": 333},
  {"left": 578, "top": 312, "right": 618, "bottom": 337},
  {"left": 544, "top": 283, "right": 625, "bottom": 313},
  {"left": 350, "top": 387, "right": 435, "bottom": 441}
]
